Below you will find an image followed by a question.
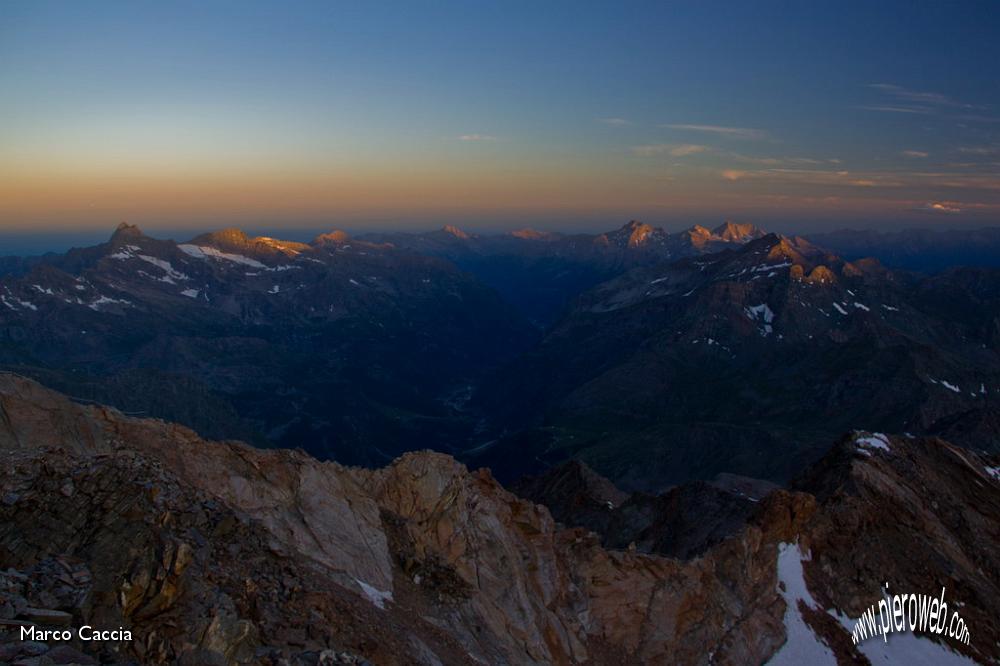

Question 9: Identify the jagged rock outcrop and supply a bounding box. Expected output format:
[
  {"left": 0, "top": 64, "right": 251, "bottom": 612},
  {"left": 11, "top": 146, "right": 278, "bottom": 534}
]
[
  {"left": 0, "top": 374, "right": 800, "bottom": 664},
  {"left": 516, "top": 461, "right": 764, "bottom": 559},
  {"left": 0, "top": 375, "right": 997, "bottom": 664}
]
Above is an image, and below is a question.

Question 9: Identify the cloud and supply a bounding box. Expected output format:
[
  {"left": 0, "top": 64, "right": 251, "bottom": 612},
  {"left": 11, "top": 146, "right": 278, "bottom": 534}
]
[
  {"left": 958, "top": 145, "right": 1000, "bottom": 156},
  {"left": 862, "top": 84, "right": 985, "bottom": 119},
  {"left": 730, "top": 154, "right": 834, "bottom": 166},
  {"left": 598, "top": 117, "right": 630, "bottom": 126},
  {"left": 901, "top": 150, "right": 929, "bottom": 158},
  {"left": 457, "top": 134, "right": 498, "bottom": 142},
  {"left": 661, "top": 124, "right": 766, "bottom": 140},
  {"left": 631, "top": 143, "right": 709, "bottom": 157},
  {"left": 867, "top": 83, "right": 975, "bottom": 109},
  {"left": 857, "top": 105, "right": 934, "bottom": 115},
  {"left": 669, "top": 144, "right": 709, "bottom": 157},
  {"left": 915, "top": 201, "right": 962, "bottom": 214},
  {"left": 717, "top": 168, "right": 904, "bottom": 188}
]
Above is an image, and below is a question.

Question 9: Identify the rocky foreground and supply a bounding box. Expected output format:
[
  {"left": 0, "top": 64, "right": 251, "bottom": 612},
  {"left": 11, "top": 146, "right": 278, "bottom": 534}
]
[{"left": 0, "top": 373, "right": 998, "bottom": 665}]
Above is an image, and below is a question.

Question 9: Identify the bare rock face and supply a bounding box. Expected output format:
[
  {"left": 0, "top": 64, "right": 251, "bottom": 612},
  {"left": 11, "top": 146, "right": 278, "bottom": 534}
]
[
  {"left": 0, "top": 373, "right": 998, "bottom": 664},
  {"left": 516, "top": 460, "right": 766, "bottom": 560},
  {"left": 792, "top": 432, "right": 1000, "bottom": 664}
]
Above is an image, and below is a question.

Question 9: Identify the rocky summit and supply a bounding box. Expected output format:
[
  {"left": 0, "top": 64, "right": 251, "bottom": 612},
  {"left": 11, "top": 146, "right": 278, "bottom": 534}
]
[{"left": 0, "top": 373, "right": 996, "bottom": 665}]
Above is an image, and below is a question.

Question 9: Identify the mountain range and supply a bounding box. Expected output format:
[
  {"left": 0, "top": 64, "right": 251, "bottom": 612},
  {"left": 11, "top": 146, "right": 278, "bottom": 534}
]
[
  {"left": 2, "top": 219, "right": 1000, "bottom": 664},
  {"left": 472, "top": 232, "right": 1000, "bottom": 490},
  {"left": 4, "top": 220, "right": 1000, "bottom": 494},
  {"left": 360, "top": 220, "right": 766, "bottom": 325},
  {"left": 0, "top": 223, "right": 536, "bottom": 466}
]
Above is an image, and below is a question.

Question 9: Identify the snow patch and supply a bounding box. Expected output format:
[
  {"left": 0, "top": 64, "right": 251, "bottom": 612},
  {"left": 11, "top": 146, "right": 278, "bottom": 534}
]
[
  {"left": 766, "top": 543, "right": 836, "bottom": 665},
  {"left": 178, "top": 244, "right": 267, "bottom": 269},
  {"left": 929, "top": 378, "right": 961, "bottom": 393},
  {"left": 855, "top": 432, "right": 891, "bottom": 456},
  {"left": 853, "top": 302, "right": 870, "bottom": 312},
  {"left": 108, "top": 245, "right": 141, "bottom": 260},
  {"left": 832, "top": 303, "right": 848, "bottom": 315},
  {"left": 180, "top": 289, "right": 200, "bottom": 299},
  {"left": 88, "top": 295, "right": 131, "bottom": 311},
  {"left": 355, "top": 579, "right": 392, "bottom": 610},
  {"left": 753, "top": 261, "right": 792, "bottom": 273},
  {"left": 745, "top": 303, "right": 775, "bottom": 336},
  {"left": 137, "top": 255, "right": 189, "bottom": 281}
]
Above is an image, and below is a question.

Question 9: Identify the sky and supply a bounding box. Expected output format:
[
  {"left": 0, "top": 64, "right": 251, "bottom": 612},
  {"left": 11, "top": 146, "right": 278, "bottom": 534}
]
[{"left": 2, "top": 0, "right": 1000, "bottom": 238}]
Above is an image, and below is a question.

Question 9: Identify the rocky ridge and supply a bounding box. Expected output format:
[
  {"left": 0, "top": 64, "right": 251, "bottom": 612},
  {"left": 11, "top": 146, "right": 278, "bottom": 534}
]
[{"left": 0, "top": 374, "right": 997, "bottom": 664}]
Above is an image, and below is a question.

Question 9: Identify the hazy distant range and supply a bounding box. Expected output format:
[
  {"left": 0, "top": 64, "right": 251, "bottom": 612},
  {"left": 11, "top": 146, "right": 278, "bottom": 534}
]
[{"left": 6, "top": 224, "right": 1000, "bottom": 273}]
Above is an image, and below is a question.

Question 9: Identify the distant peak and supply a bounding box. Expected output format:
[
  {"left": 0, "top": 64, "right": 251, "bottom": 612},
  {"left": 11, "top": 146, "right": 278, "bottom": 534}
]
[
  {"left": 110, "top": 222, "right": 144, "bottom": 242},
  {"left": 687, "top": 224, "right": 713, "bottom": 237},
  {"left": 712, "top": 221, "right": 764, "bottom": 242},
  {"left": 441, "top": 225, "right": 471, "bottom": 240},
  {"left": 311, "top": 230, "right": 351, "bottom": 246},
  {"left": 609, "top": 220, "right": 660, "bottom": 247},
  {"left": 510, "top": 228, "right": 555, "bottom": 241},
  {"left": 212, "top": 228, "right": 250, "bottom": 243},
  {"left": 189, "top": 228, "right": 250, "bottom": 248},
  {"left": 621, "top": 220, "right": 650, "bottom": 232}
]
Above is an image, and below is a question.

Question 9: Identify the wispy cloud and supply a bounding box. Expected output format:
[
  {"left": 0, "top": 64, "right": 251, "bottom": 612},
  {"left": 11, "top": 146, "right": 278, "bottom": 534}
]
[
  {"left": 457, "top": 134, "right": 498, "bottom": 142},
  {"left": 661, "top": 124, "right": 766, "bottom": 140},
  {"left": 901, "top": 150, "right": 929, "bottom": 158},
  {"left": 915, "top": 201, "right": 962, "bottom": 213},
  {"left": 718, "top": 166, "right": 1000, "bottom": 192},
  {"left": 718, "top": 168, "right": 900, "bottom": 188},
  {"left": 598, "top": 117, "right": 630, "bottom": 126},
  {"left": 856, "top": 105, "right": 934, "bottom": 115},
  {"left": 631, "top": 143, "right": 709, "bottom": 157},
  {"left": 861, "top": 84, "right": 987, "bottom": 119},
  {"left": 730, "top": 154, "right": 838, "bottom": 166},
  {"left": 669, "top": 144, "right": 709, "bottom": 157},
  {"left": 958, "top": 145, "right": 1000, "bottom": 156},
  {"left": 868, "top": 83, "right": 975, "bottom": 109}
]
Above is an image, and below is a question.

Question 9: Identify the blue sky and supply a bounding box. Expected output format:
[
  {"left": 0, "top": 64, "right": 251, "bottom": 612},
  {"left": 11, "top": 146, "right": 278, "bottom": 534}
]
[{"left": 1, "top": 1, "right": 999, "bottom": 234}]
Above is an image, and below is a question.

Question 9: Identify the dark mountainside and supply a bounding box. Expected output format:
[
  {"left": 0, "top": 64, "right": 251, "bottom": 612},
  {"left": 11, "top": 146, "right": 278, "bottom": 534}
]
[
  {"left": 5, "top": 221, "right": 1000, "bottom": 496},
  {"left": 0, "top": 374, "right": 997, "bottom": 665},
  {"left": 514, "top": 460, "right": 772, "bottom": 560},
  {"left": 471, "top": 232, "right": 1000, "bottom": 491},
  {"left": 0, "top": 223, "right": 538, "bottom": 467},
  {"left": 0, "top": 219, "right": 767, "bottom": 474}
]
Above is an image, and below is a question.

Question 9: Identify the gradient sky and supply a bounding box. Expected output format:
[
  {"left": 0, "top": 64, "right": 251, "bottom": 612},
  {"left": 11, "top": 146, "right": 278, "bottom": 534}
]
[{"left": 2, "top": 1, "right": 999, "bottom": 236}]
